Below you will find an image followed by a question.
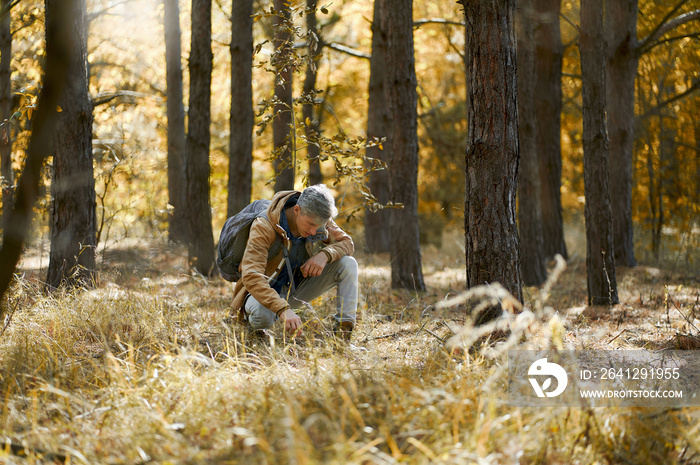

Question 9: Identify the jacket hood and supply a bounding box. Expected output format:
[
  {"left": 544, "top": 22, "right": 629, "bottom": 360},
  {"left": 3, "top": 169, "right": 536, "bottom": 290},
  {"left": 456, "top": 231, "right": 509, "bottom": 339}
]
[{"left": 266, "top": 190, "right": 300, "bottom": 238}]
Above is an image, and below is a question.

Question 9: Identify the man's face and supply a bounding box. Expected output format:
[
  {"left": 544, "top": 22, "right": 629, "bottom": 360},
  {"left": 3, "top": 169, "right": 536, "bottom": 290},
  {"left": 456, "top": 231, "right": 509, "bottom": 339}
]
[{"left": 295, "top": 209, "right": 324, "bottom": 238}]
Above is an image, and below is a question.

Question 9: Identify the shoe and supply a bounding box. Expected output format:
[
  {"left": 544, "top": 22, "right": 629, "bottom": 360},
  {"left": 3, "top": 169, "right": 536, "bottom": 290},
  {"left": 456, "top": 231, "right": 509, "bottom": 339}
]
[{"left": 333, "top": 321, "right": 354, "bottom": 341}]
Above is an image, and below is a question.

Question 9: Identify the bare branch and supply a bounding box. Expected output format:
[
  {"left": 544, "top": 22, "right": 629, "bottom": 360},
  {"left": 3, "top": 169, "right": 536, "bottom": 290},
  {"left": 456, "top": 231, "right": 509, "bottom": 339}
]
[
  {"left": 87, "top": 0, "right": 134, "bottom": 23},
  {"left": 324, "top": 42, "right": 370, "bottom": 60},
  {"left": 638, "top": 3, "right": 699, "bottom": 54},
  {"left": 641, "top": 32, "right": 700, "bottom": 54},
  {"left": 560, "top": 12, "right": 580, "bottom": 32},
  {"left": 638, "top": 78, "right": 700, "bottom": 119},
  {"left": 413, "top": 18, "right": 464, "bottom": 28},
  {"left": 92, "top": 90, "right": 157, "bottom": 108},
  {"left": 0, "top": 0, "right": 21, "bottom": 19}
]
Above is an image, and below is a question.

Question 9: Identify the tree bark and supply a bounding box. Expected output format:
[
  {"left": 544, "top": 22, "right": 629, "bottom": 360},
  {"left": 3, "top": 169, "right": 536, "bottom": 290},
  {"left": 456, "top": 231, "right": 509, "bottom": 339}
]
[
  {"left": 516, "top": 0, "right": 547, "bottom": 286},
  {"left": 228, "top": 0, "right": 254, "bottom": 216},
  {"left": 272, "top": 0, "right": 294, "bottom": 191},
  {"left": 302, "top": 0, "right": 323, "bottom": 187},
  {"left": 605, "top": 0, "right": 637, "bottom": 266},
  {"left": 364, "top": 0, "right": 391, "bottom": 254},
  {"left": 46, "top": 0, "right": 97, "bottom": 289},
  {"left": 695, "top": 111, "right": 700, "bottom": 210},
  {"left": 0, "top": 0, "right": 73, "bottom": 307},
  {"left": 185, "top": 0, "right": 216, "bottom": 276},
  {"left": 0, "top": 0, "right": 13, "bottom": 233},
  {"left": 164, "top": 0, "right": 188, "bottom": 242},
  {"left": 385, "top": 0, "right": 425, "bottom": 291},
  {"left": 533, "top": 0, "right": 567, "bottom": 260},
  {"left": 461, "top": 0, "right": 523, "bottom": 304},
  {"left": 580, "top": 0, "right": 618, "bottom": 306}
]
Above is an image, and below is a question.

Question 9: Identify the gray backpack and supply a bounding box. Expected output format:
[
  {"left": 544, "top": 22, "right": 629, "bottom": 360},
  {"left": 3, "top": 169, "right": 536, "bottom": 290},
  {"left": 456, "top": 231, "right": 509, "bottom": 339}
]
[{"left": 216, "top": 200, "right": 284, "bottom": 282}]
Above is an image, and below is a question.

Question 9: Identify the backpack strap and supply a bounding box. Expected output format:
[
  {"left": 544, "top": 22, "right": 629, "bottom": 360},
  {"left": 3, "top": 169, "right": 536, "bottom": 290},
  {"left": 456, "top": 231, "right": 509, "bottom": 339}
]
[{"left": 281, "top": 245, "right": 297, "bottom": 295}]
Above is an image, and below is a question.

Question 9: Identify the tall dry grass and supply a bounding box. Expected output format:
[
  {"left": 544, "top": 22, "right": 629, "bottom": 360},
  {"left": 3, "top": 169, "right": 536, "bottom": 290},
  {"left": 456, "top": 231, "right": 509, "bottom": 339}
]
[{"left": 0, "top": 250, "right": 697, "bottom": 464}]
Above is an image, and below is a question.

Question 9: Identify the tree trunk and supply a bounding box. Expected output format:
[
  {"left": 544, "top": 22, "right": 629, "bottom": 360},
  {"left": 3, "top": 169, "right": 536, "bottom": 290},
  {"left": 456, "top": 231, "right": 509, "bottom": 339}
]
[
  {"left": 0, "top": 0, "right": 13, "bottom": 233},
  {"left": 272, "top": 0, "right": 294, "bottom": 191},
  {"left": 580, "top": 0, "right": 618, "bottom": 306},
  {"left": 385, "top": 0, "right": 425, "bottom": 291},
  {"left": 164, "top": 0, "right": 188, "bottom": 242},
  {"left": 46, "top": 0, "right": 96, "bottom": 289},
  {"left": 654, "top": 110, "right": 674, "bottom": 263},
  {"left": 363, "top": 0, "right": 391, "bottom": 254},
  {"left": 228, "top": 0, "right": 254, "bottom": 216},
  {"left": 695, "top": 112, "right": 700, "bottom": 209},
  {"left": 302, "top": 0, "right": 323, "bottom": 187},
  {"left": 185, "top": 0, "right": 216, "bottom": 276},
  {"left": 0, "top": 0, "right": 74, "bottom": 307},
  {"left": 533, "top": 0, "right": 567, "bottom": 260},
  {"left": 461, "top": 0, "right": 523, "bottom": 304},
  {"left": 0, "top": 0, "right": 73, "bottom": 306},
  {"left": 605, "top": 0, "right": 637, "bottom": 266},
  {"left": 516, "top": 0, "right": 547, "bottom": 286}
]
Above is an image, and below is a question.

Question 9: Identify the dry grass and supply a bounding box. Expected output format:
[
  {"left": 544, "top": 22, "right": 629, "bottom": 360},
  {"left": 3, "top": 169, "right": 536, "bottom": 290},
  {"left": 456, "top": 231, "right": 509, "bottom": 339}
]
[{"left": 0, "top": 240, "right": 699, "bottom": 464}]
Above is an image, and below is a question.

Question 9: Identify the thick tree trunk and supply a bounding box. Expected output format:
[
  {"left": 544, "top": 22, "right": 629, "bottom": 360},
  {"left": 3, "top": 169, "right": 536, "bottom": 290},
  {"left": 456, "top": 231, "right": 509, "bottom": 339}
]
[
  {"left": 363, "top": 0, "right": 391, "bottom": 254},
  {"left": 185, "top": 0, "right": 216, "bottom": 276},
  {"left": 228, "top": 0, "right": 254, "bottom": 216},
  {"left": 0, "top": 0, "right": 73, "bottom": 307},
  {"left": 385, "top": 0, "right": 425, "bottom": 291},
  {"left": 46, "top": 0, "right": 96, "bottom": 289},
  {"left": 461, "top": 0, "right": 523, "bottom": 304},
  {"left": 302, "top": 0, "right": 323, "bottom": 187},
  {"left": 516, "top": 0, "right": 547, "bottom": 286},
  {"left": 272, "top": 0, "right": 294, "bottom": 191},
  {"left": 533, "top": 0, "right": 567, "bottom": 260},
  {"left": 0, "top": 0, "right": 13, "bottom": 233},
  {"left": 580, "top": 0, "right": 618, "bottom": 306},
  {"left": 606, "top": 0, "right": 637, "bottom": 266},
  {"left": 164, "top": 0, "right": 188, "bottom": 242}
]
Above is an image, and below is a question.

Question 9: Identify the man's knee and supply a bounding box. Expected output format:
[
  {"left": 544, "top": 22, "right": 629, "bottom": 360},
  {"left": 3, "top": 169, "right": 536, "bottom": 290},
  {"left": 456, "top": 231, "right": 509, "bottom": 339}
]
[
  {"left": 337, "top": 255, "right": 358, "bottom": 280},
  {"left": 246, "top": 302, "right": 277, "bottom": 330},
  {"left": 248, "top": 311, "right": 276, "bottom": 330}
]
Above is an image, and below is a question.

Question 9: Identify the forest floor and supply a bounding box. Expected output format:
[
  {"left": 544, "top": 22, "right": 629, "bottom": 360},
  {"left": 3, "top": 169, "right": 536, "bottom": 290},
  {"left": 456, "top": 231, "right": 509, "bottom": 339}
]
[{"left": 0, "top": 237, "right": 699, "bottom": 464}]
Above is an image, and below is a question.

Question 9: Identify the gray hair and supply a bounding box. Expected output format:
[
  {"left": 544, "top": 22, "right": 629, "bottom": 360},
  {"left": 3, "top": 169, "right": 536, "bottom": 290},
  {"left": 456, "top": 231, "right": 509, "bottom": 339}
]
[{"left": 298, "top": 184, "right": 338, "bottom": 223}]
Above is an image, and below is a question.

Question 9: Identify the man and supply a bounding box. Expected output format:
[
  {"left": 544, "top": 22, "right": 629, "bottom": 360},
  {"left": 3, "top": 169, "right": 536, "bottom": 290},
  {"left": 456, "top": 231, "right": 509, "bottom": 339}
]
[{"left": 230, "top": 184, "right": 358, "bottom": 339}]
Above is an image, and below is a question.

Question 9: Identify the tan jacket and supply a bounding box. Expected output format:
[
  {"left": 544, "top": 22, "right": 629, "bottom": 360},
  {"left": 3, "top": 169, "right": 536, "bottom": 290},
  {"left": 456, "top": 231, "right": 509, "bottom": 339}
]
[{"left": 231, "top": 190, "right": 354, "bottom": 319}]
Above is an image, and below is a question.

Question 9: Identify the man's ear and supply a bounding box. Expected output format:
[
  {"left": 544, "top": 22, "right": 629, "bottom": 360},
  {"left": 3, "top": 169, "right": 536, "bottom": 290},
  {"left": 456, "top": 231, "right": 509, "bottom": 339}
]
[{"left": 293, "top": 205, "right": 301, "bottom": 215}]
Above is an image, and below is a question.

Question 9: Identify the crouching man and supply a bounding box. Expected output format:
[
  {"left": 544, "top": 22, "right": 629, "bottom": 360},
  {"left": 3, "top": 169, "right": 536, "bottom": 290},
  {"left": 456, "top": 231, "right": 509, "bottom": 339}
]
[{"left": 230, "top": 184, "right": 358, "bottom": 339}]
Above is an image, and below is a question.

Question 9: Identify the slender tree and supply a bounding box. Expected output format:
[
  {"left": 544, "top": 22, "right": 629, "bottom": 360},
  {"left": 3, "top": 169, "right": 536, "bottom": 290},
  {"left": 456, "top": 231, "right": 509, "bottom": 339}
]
[
  {"left": 460, "top": 0, "right": 523, "bottom": 303},
  {"left": 164, "top": 0, "right": 187, "bottom": 241},
  {"left": 272, "top": 0, "right": 294, "bottom": 191},
  {"left": 516, "top": 0, "right": 547, "bottom": 286},
  {"left": 228, "top": 0, "right": 254, "bottom": 216},
  {"left": 0, "top": 0, "right": 13, "bottom": 232},
  {"left": 46, "top": 0, "right": 97, "bottom": 289},
  {"left": 607, "top": 2, "right": 700, "bottom": 266},
  {"left": 384, "top": 0, "right": 424, "bottom": 291},
  {"left": 533, "top": 0, "right": 567, "bottom": 260},
  {"left": 605, "top": 0, "right": 637, "bottom": 267},
  {"left": 185, "top": 0, "right": 216, "bottom": 276},
  {"left": 580, "top": 0, "right": 618, "bottom": 305},
  {"left": 363, "top": 0, "right": 391, "bottom": 254},
  {"left": 0, "top": 0, "right": 74, "bottom": 306},
  {"left": 302, "top": 0, "right": 323, "bottom": 187}
]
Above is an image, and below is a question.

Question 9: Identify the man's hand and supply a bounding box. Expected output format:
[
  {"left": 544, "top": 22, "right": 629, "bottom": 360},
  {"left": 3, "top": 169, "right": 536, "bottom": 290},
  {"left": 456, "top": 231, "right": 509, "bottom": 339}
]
[
  {"left": 301, "top": 251, "right": 329, "bottom": 278},
  {"left": 279, "top": 308, "right": 302, "bottom": 337}
]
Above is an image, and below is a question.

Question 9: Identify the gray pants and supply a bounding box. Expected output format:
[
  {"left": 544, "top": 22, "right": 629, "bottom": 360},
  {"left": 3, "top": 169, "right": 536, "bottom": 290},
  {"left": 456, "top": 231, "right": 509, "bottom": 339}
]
[{"left": 244, "top": 256, "right": 358, "bottom": 330}]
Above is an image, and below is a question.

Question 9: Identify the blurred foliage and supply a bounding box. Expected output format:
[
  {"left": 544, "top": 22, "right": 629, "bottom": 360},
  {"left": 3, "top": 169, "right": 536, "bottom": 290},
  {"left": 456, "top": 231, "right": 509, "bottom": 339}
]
[{"left": 0, "top": 0, "right": 697, "bottom": 268}]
